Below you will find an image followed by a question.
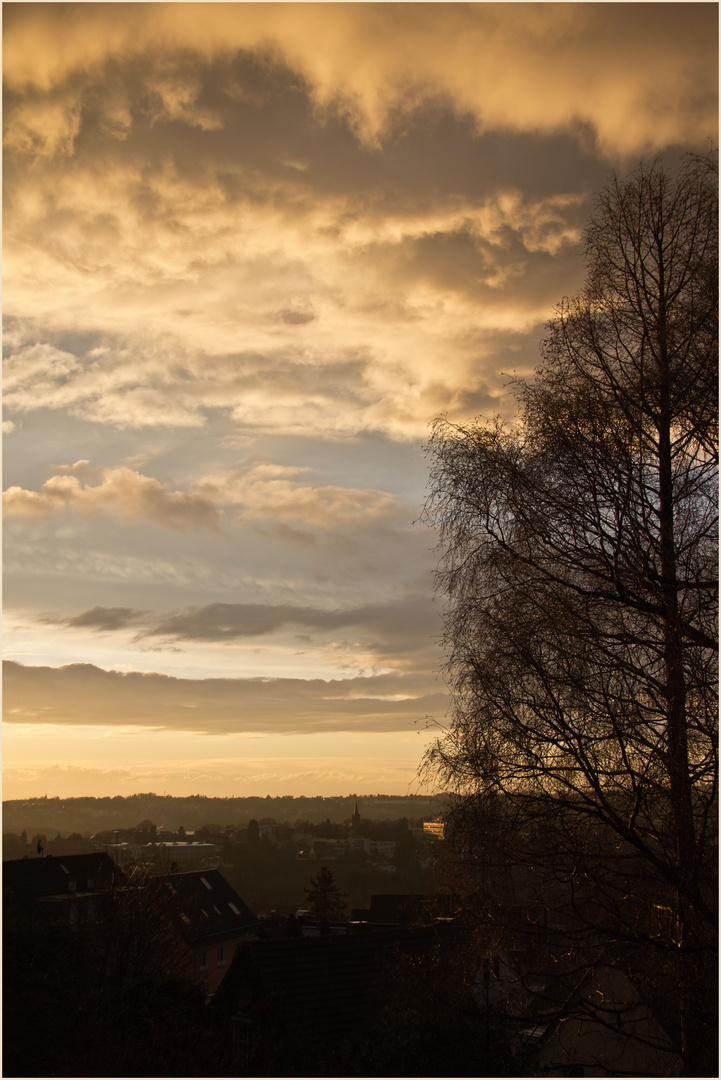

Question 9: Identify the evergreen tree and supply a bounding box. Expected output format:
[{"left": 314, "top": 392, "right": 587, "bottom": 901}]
[{"left": 304, "top": 866, "right": 349, "bottom": 923}]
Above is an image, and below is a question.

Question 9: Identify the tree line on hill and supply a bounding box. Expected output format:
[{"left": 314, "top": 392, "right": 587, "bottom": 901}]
[{"left": 2, "top": 792, "right": 449, "bottom": 836}]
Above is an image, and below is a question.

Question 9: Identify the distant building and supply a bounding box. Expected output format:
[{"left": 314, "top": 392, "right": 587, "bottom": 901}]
[
  {"left": 308, "top": 839, "right": 346, "bottom": 861},
  {"left": 423, "top": 820, "right": 445, "bottom": 841},
  {"left": 366, "top": 839, "right": 395, "bottom": 859},
  {"left": 351, "top": 800, "right": 361, "bottom": 834},
  {"left": 107, "top": 841, "right": 218, "bottom": 864},
  {"left": 155, "top": 841, "right": 218, "bottom": 861},
  {"left": 313, "top": 836, "right": 397, "bottom": 860},
  {"left": 346, "top": 836, "right": 396, "bottom": 858}
]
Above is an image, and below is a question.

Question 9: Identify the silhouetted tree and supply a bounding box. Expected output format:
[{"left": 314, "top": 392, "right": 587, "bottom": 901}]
[
  {"left": 134, "top": 819, "right": 157, "bottom": 841},
  {"left": 304, "top": 866, "right": 349, "bottom": 923},
  {"left": 423, "top": 154, "right": 718, "bottom": 1077}
]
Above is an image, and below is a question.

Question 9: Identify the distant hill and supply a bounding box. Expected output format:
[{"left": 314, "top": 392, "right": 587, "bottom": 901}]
[{"left": 2, "top": 792, "right": 452, "bottom": 836}]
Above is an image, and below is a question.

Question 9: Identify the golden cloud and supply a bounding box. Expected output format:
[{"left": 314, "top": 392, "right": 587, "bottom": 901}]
[
  {"left": 3, "top": 4, "right": 716, "bottom": 155},
  {"left": 3, "top": 4, "right": 715, "bottom": 443},
  {"left": 195, "top": 464, "right": 399, "bottom": 531},
  {"left": 3, "top": 459, "right": 405, "bottom": 538},
  {"left": 3, "top": 462, "right": 222, "bottom": 532}
]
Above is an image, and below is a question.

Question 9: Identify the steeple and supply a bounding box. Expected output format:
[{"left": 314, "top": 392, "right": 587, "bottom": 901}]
[{"left": 351, "top": 800, "right": 361, "bottom": 834}]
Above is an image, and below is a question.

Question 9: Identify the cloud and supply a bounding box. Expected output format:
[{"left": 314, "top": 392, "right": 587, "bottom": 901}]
[
  {"left": 2, "top": 340, "right": 218, "bottom": 429},
  {"left": 34, "top": 593, "right": 443, "bottom": 679},
  {"left": 149, "top": 595, "right": 441, "bottom": 660},
  {"left": 42, "top": 592, "right": 440, "bottom": 650},
  {"left": 1, "top": 4, "right": 713, "bottom": 798},
  {"left": 3, "top": 458, "right": 406, "bottom": 544},
  {"left": 1, "top": 757, "right": 437, "bottom": 800},
  {"left": 3, "top": 462, "right": 222, "bottom": 531},
  {"left": 195, "top": 464, "right": 400, "bottom": 535},
  {"left": 3, "top": 4, "right": 716, "bottom": 155},
  {"left": 64, "top": 606, "right": 147, "bottom": 632},
  {"left": 3, "top": 7, "right": 715, "bottom": 443},
  {"left": 3, "top": 659, "right": 448, "bottom": 735}
]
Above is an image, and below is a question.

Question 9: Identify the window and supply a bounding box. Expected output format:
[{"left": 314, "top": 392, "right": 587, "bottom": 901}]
[
  {"left": 86, "top": 878, "right": 95, "bottom": 890},
  {"left": 228, "top": 901, "right": 240, "bottom": 915},
  {"left": 200, "top": 876, "right": 212, "bottom": 890},
  {"left": 199, "top": 951, "right": 208, "bottom": 970},
  {"left": 68, "top": 880, "right": 77, "bottom": 893},
  {"left": 217, "top": 946, "right": 226, "bottom": 966}
]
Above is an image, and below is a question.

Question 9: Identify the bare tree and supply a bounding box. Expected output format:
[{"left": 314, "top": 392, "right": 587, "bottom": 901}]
[{"left": 422, "top": 155, "right": 717, "bottom": 1076}]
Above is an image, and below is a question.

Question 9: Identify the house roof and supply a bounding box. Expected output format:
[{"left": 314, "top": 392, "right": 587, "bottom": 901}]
[
  {"left": 359, "top": 892, "right": 458, "bottom": 924},
  {"left": 157, "top": 869, "right": 259, "bottom": 947},
  {"left": 3, "top": 852, "right": 120, "bottom": 902},
  {"left": 215, "top": 923, "right": 462, "bottom": 1048}
]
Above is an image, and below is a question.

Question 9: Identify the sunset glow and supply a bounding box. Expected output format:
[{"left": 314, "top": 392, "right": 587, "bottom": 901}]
[{"left": 3, "top": 2, "right": 717, "bottom": 799}]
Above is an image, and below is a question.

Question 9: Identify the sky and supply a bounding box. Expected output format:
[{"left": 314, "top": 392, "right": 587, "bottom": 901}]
[{"left": 3, "top": 2, "right": 718, "bottom": 801}]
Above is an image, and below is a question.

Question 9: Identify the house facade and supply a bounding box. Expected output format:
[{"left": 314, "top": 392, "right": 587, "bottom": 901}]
[{"left": 158, "top": 869, "right": 260, "bottom": 995}]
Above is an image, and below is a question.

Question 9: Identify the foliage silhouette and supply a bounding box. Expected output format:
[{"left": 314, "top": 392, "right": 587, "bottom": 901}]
[{"left": 422, "top": 154, "right": 718, "bottom": 1077}]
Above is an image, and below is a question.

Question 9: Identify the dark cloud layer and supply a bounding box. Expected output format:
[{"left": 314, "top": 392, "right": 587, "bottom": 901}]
[
  {"left": 3, "top": 659, "right": 447, "bottom": 734},
  {"left": 40, "top": 594, "right": 442, "bottom": 662},
  {"left": 4, "top": 48, "right": 609, "bottom": 210}
]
